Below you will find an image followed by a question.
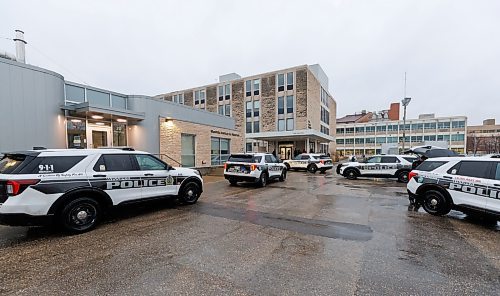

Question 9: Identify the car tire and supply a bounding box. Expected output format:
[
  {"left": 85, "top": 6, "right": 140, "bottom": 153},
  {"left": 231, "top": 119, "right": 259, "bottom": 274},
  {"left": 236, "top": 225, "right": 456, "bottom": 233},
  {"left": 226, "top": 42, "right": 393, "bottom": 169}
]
[
  {"left": 279, "top": 169, "right": 287, "bottom": 182},
  {"left": 179, "top": 182, "right": 201, "bottom": 205},
  {"left": 397, "top": 171, "right": 410, "bottom": 183},
  {"left": 59, "top": 197, "right": 101, "bottom": 234},
  {"left": 229, "top": 179, "right": 238, "bottom": 186},
  {"left": 258, "top": 173, "right": 268, "bottom": 187},
  {"left": 344, "top": 169, "right": 358, "bottom": 180},
  {"left": 307, "top": 164, "right": 317, "bottom": 174},
  {"left": 421, "top": 190, "right": 451, "bottom": 216}
]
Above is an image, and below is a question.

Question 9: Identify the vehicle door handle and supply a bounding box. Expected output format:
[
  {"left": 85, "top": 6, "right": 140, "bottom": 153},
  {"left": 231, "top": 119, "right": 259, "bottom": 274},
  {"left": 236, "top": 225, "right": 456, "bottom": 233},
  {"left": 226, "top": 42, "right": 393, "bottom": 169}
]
[
  {"left": 443, "top": 176, "right": 452, "bottom": 180},
  {"left": 144, "top": 173, "right": 154, "bottom": 177},
  {"left": 93, "top": 174, "right": 106, "bottom": 178},
  {"left": 494, "top": 184, "right": 500, "bottom": 187}
]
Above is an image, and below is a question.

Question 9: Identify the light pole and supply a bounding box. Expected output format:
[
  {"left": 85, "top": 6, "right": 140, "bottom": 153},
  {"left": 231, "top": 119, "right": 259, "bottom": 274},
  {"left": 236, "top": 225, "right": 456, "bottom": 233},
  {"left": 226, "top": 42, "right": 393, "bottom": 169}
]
[{"left": 401, "top": 97, "right": 411, "bottom": 153}]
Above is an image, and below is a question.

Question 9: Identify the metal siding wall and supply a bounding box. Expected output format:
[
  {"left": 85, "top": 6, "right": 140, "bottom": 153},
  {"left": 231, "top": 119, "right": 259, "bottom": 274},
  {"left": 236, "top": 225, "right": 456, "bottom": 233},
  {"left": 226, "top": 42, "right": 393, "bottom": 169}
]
[{"left": 0, "top": 59, "right": 66, "bottom": 152}]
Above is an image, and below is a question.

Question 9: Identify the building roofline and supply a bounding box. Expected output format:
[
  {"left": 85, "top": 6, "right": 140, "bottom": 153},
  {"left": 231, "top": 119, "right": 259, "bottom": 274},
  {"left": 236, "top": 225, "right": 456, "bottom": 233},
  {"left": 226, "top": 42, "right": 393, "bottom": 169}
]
[{"left": 0, "top": 57, "right": 64, "bottom": 80}]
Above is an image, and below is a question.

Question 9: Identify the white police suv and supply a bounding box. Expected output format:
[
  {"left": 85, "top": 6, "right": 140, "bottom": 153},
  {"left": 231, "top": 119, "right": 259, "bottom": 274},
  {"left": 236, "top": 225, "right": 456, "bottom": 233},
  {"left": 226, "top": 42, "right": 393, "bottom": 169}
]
[
  {"left": 407, "top": 157, "right": 500, "bottom": 221},
  {"left": 336, "top": 155, "right": 417, "bottom": 183},
  {"left": 283, "top": 153, "right": 333, "bottom": 173},
  {"left": 224, "top": 153, "right": 287, "bottom": 187},
  {"left": 0, "top": 148, "right": 203, "bottom": 233}
]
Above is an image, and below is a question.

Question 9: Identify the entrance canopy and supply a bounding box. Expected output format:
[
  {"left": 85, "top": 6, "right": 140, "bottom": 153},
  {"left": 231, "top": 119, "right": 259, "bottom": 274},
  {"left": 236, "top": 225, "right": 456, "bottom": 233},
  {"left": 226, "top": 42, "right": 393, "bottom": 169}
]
[
  {"left": 246, "top": 129, "right": 335, "bottom": 143},
  {"left": 62, "top": 102, "right": 145, "bottom": 122}
]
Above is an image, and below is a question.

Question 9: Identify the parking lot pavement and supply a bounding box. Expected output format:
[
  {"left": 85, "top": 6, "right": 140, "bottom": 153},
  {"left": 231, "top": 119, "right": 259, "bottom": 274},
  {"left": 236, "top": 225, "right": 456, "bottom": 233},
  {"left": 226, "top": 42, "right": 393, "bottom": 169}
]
[{"left": 0, "top": 172, "right": 499, "bottom": 295}]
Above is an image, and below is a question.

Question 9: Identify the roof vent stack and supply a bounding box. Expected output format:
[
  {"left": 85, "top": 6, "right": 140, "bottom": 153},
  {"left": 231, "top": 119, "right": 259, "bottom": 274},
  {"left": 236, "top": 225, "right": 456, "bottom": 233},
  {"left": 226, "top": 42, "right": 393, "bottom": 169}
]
[{"left": 13, "top": 30, "right": 27, "bottom": 63}]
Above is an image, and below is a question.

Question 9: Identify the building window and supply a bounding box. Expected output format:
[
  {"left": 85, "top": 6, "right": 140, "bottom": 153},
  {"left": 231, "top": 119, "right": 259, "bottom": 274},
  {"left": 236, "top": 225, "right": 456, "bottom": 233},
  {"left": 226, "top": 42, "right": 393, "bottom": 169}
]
[
  {"left": 387, "top": 137, "right": 398, "bottom": 143},
  {"left": 194, "top": 89, "right": 206, "bottom": 109},
  {"left": 437, "top": 134, "right": 450, "bottom": 141},
  {"left": 65, "top": 84, "right": 85, "bottom": 103},
  {"left": 365, "top": 126, "right": 375, "bottom": 133},
  {"left": 345, "top": 138, "right": 354, "bottom": 145},
  {"left": 218, "top": 86, "right": 224, "bottom": 101},
  {"left": 253, "top": 100, "right": 260, "bottom": 117},
  {"left": 113, "top": 122, "right": 127, "bottom": 146},
  {"left": 246, "top": 142, "right": 253, "bottom": 152},
  {"left": 246, "top": 101, "right": 252, "bottom": 118},
  {"left": 336, "top": 128, "right": 345, "bottom": 134},
  {"left": 438, "top": 122, "right": 451, "bottom": 129},
  {"left": 336, "top": 139, "right": 344, "bottom": 145},
  {"left": 111, "top": 95, "right": 127, "bottom": 109},
  {"left": 67, "top": 117, "right": 87, "bottom": 148},
  {"left": 355, "top": 127, "right": 365, "bottom": 133},
  {"left": 211, "top": 137, "right": 230, "bottom": 165},
  {"left": 278, "top": 96, "right": 284, "bottom": 114},
  {"left": 411, "top": 123, "right": 423, "bottom": 130},
  {"left": 286, "top": 72, "right": 293, "bottom": 90},
  {"left": 172, "top": 93, "right": 184, "bottom": 105},
  {"left": 286, "top": 95, "right": 294, "bottom": 113},
  {"left": 278, "top": 74, "right": 285, "bottom": 92},
  {"left": 225, "top": 104, "right": 231, "bottom": 117},
  {"left": 451, "top": 133, "right": 465, "bottom": 141},
  {"left": 452, "top": 121, "right": 465, "bottom": 129},
  {"left": 424, "top": 122, "right": 436, "bottom": 130},
  {"left": 411, "top": 136, "right": 423, "bottom": 142},
  {"left": 355, "top": 138, "right": 364, "bottom": 144},
  {"left": 181, "top": 134, "right": 195, "bottom": 167},
  {"left": 320, "top": 125, "right": 329, "bottom": 135},
  {"left": 365, "top": 137, "right": 375, "bottom": 144},
  {"left": 218, "top": 105, "right": 224, "bottom": 115},
  {"left": 346, "top": 127, "right": 354, "bottom": 134},
  {"left": 278, "top": 119, "right": 285, "bottom": 131},
  {"left": 87, "top": 89, "right": 110, "bottom": 107},
  {"left": 320, "top": 88, "right": 330, "bottom": 107},
  {"left": 321, "top": 107, "right": 329, "bottom": 125},
  {"left": 246, "top": 122, "right": 252, "bottom": 133},
  {"left": 218, "top": 84, "right": 231, "bottom": 101},
  {"left": 245, "top": 80, "right": 252, "bottom": 97},
  {"left": 286, "top": 118, "right": 294, "bottom": 131},
  {"left": 376, "top": 137, "right": 386, "bottom": 144},
  {"left": 253, "top": 121, "right": 260, "bottom": 133},
  {"left": 253, "top": 79, "right": 260, "bottom": 96},
  {"left": 376, "top": 125, "right": 386, "bottom": 132},
  {"left": 387, "top": 125, "right": 398, "bottom": 132}
]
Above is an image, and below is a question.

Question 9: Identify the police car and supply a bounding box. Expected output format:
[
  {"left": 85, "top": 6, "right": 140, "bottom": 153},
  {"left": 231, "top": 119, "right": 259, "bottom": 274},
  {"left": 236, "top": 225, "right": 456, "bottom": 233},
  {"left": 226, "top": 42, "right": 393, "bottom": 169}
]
[
  {"left": 336, "top": 155, "right": 417, "bottom": 183},
  {"left": 224, "top": 153, "right": 287, "bottom": 187},
  {"left": 283, "top": 153, "right": 333, "bottom": 173},
  {"left": 0, "top": 148, "right": 203, "bottom": 233},
  {"left": 407, "top": 157, "right": 500, "bottom": 221}
]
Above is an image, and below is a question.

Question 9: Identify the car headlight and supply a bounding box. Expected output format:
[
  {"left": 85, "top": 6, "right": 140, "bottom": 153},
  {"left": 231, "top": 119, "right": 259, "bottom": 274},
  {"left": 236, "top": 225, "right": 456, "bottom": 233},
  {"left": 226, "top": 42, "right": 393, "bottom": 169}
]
[{"left": 194, "top": 170, "right": 201, "bottom": 176}]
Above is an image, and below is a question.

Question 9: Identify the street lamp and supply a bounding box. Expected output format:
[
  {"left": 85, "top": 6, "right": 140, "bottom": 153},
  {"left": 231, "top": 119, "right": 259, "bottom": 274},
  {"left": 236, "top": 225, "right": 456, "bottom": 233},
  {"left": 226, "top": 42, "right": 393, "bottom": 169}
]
[{"left": 401, "top": 97, "right": 412, "bottom": 152}]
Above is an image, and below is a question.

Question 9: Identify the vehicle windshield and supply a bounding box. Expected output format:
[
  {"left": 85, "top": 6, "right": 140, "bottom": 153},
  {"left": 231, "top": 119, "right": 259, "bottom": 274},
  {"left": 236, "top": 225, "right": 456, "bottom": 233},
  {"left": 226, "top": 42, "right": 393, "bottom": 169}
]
[{"left": 0, "top": 154, "right": 27, "bottom": 174}]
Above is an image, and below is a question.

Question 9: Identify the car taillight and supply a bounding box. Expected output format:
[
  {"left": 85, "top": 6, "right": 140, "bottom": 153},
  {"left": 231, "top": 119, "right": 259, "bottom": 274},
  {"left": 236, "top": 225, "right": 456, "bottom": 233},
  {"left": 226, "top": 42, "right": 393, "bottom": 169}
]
[
  {"left": 320, "top": 160, "right": 325, "bottom": 164},
  {"left": 250, "top": 164, "right": 257, "bottom": 171},
  {"left": 224, "top": 163, "right": 227, "bottom": 170},
  {"left": 408, "top": 171, "right": 418, "bottom": 180},
  {"left": 6, "top": 179, "right": 40, "bottom": 196}
]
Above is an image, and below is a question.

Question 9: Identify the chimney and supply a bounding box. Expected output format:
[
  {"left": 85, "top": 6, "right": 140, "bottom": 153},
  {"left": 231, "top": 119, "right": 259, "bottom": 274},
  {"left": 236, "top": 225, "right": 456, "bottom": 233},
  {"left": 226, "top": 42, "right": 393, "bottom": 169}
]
[
  {"left": 388, "top": 102, "right": 400, "bottom": 120},
  {"left": 13, "top": 30, "right": 27, "bottom": 63}
]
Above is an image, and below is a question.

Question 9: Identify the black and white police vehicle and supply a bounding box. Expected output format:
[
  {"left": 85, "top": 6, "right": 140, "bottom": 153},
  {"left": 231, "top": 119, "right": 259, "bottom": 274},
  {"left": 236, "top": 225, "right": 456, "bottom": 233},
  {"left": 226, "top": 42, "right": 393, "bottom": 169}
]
[
  {"left": 407, "top": 157, "right": 500, "bottom": 221},
  {"left": 224, "top": 153, "right": 287, "bottom": 187},
  {"left": 336, "top": 155, "right": 417, "bottom": 183},
  {"left": 282, "top": 153, "right": 333, "bottom": 173},
  {"left": 0, "top": 148, "right": 203, "bottom": 233}
]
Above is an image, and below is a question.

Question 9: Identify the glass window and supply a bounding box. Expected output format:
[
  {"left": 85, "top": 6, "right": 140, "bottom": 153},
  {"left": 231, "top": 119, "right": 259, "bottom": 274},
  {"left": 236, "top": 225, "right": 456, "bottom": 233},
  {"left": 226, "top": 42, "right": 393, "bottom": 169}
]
[
  {"left": 336, "top": 139, "right": 344, "bottom": 144},
  {"left": 365, "top": 126, "right": 375, "bottom": 132},
  {"left": 65, "top": 84, "right": 85, "bottom": 103},
  {"left": 218, "top": 105, "right": 224, "bottom": 115},
  {"left": 438, "top": 122, "right": 450, "bottom": 129},
  {"left": 0, "top": 154, "right": 28, "bottom": 174},
  {"left": 346, "top": 127, "right": 354, "bottom": 134},
  {"left": 286, "top": 95, "right": 294, "bottom": 113},
  {"left": 246, "top": 101, "right": 252, "bottom": 118},
  {"left": 87, "top": 89, "right": 110, "bottom": 106},
  {"left": 356, "top": 127, "right": 365, "bottom": 133},
  {"left": 253, "top": 100, "right": 260, "bottom": 117},
  {"left": 278, "top": 96, "right": 284, "bottom": 114},
  {"left": 225, "top": 104, "right": 230, "bottom": 117},
  {"left": 134, "top": 154, "right": 166, "bottom": 170},
  {"left": 67, "top": 118, "right": 87, "bottom": 148},
  {"left": 211, "top": 137, "right": 230, "bottom": 165},
  {"left": 451, "top": 161, "right": 491, "bottom": 179},
  {"left": 253, "top": 79, "right": 260, "bottom": 96},
  {"left": 367, "top": 156, "right": 382, "bottom": 163},
  {"left": 245, "top": 80, "right": 251, "bottom": 97},
  {"left": 345, "top": 138, "right": 354, "bottom": 144},
  {"left": 381, "top": 156, "right": 399, "bottom": 163},
  {"left": 278, "top": 119, "right": 285, "bottom": 131},
  {"left": 265, "top": 155, "right": 274, "bottom": 163},
  {"left": 451, "top": 134, "right": 465, "bottom": 141},
  {"left": 495, "top": 163, "right": 500, "bottom": 180},
  {"left": 113, "top": 122, "right": 127, "bottom": 147},
  {"left": 245, "top": 143, "right": 252, "bottom": 153},
  {"left": 365, "top": 137, "right": 375, "bottom": 144},
  {"left": 278, "top": 74, "right": 285, "bottom": 91},
  {"left": 376, "top": 137, "right": 386, "bottom": 144},
  {"left": 355, "top": 138, "right": 364, "bottom": 144},
  {"left": 286, "top": 72, "right": 293, "bottom": 90},
  {"left": 194, "top": 90, "right": 200, "bottom": 104},
  {"left": 181, "top": 134, "right": 195, "bottom": 167},
  {"left": 416, "top": 161, "right": 448, "bottom": 172},
  {"left": 253, "top": 121, "right": 260, "bottom": 133},
  {"left": 452, "top": 121, "right": 465, "bottom": 128},
  {"left": 376, "top": 125, "right": 386, "bottom": 132},
  {"left": 111, "top": 95, "right": 127, "bottom": 109},
  {"left": 424, "top": 122, "right": 436, "bottom": 130},
  {"left": 218, "top": 85, "right": 224, "bottom": 101},
  {"left": 94, "top": 154, "right": 135, "bottom": 172},
  {"left": 286, "top": 118, "right": 294, "bottom": 131},
  {"left": 246, "top": 122, "right": 252, "bottom": 133},
  {"left": 225, "top": 84, "right": 230, "bottom": 100},
  {"left": 22, "top": 156, "right": 86, "bottom": 174},
  {"left": 336, "top": 128, "right": 345, "bottom": 134}
]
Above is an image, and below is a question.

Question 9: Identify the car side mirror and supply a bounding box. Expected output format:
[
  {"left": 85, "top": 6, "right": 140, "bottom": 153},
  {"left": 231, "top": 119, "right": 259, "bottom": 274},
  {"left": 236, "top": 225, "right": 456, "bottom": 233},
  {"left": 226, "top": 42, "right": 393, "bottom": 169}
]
[{"left": 165, "top": 164, "right": 173, "bottom": 170}]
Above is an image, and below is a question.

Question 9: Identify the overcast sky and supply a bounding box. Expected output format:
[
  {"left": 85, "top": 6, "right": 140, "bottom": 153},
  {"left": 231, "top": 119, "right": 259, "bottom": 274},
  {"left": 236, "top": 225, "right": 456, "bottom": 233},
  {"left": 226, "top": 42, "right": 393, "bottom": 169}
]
[{"left": 1, "top": 0, "right": 499, "bottom": 124}]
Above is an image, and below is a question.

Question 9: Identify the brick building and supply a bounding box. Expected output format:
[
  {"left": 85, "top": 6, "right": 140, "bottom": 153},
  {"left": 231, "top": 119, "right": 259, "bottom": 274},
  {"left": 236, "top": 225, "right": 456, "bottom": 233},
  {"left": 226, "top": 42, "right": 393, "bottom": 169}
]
[
  {"left": 467, "top": 119, "right": 500, "bottom": 155},
  {"left": 157, "top": 64, "right": 337, "bottom": 160}
]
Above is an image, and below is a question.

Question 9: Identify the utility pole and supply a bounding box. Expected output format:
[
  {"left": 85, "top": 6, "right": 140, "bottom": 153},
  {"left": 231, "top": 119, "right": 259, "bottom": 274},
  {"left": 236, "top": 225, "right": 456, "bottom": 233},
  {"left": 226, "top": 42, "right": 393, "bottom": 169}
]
[{"left": 401, "top": 72, "right": 411, "bottom": 153}]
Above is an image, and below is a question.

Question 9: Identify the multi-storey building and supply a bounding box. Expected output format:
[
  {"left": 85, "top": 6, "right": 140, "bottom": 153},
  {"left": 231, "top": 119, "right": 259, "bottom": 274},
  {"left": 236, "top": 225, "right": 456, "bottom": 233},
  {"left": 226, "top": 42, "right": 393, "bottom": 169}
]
[
  {"left": 157, "top": 64, "right": 337, "bottom": 160},
  {"left": 467, "top": 119, "right": 500, "bottom": 155},
  {"left": 336, "top": 112, "right": 467, "bottom": 157}
]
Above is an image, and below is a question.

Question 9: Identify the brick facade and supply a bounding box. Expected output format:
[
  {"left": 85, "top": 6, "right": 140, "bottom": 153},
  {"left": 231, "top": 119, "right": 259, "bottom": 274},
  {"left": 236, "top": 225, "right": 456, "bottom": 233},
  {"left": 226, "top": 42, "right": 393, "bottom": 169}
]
[
  {"left": 159, "top": 118, "right": 243, "bottom": 167},
  {"left": 295, "top": 68, "right": 308, "bottom": 130},
  {"left": 261, "top": 74, "right": 276, "bottom": 132},
  {"left": 206, "top": 86, "right": 217, "bottom": 113},
  {"left": 184, "top": 90, "right": 193, "bottom": 107}
]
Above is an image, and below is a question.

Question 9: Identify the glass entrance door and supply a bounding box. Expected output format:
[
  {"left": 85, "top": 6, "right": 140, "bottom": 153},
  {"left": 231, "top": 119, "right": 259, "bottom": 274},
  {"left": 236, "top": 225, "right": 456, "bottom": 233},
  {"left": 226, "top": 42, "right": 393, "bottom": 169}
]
[
  {"left": 279, "top": 146, "right": 293, "bottom": 160},
  {"left": 87, "top": 124, "right": 112, "bottom": 148}
]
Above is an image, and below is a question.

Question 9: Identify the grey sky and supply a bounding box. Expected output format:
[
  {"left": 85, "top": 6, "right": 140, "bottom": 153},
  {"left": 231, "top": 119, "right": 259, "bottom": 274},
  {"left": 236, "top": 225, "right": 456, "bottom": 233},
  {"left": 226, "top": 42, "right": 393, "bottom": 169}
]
[{"left": 1, "top": 0, "right": 499, "bottom": 124}]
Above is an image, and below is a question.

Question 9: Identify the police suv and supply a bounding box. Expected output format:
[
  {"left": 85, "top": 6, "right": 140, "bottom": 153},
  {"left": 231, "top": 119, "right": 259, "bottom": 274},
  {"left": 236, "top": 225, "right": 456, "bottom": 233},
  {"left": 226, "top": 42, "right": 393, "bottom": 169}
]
[
  {"left": 336, "top": 155, "right": 417, "bottom": 183},
  {"left": 0, "top": 148, "right": 203, "bottom": 233},
  {"left": 224, "top": 153, "right": 287, "bottom": 187},
  {"left": 283, "top": 153, "right": 333, "bottom": 173},
  {"left": 407, "top": 157, "right": 500, "bottom": 221}
]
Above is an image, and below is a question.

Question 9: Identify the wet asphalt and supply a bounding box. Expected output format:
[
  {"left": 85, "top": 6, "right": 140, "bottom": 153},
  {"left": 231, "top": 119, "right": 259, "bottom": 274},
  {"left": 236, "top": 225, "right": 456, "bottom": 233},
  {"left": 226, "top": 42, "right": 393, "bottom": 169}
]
[{"left": 0, "top": 171, "right": 499, "bottom": 295}]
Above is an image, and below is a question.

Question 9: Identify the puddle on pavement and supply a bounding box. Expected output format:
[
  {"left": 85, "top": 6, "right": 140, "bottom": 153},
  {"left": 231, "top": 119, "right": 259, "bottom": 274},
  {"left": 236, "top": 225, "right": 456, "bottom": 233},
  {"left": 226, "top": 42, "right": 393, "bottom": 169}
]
[{"left": 185, "top": 202, "right": 373, "bottom": 242}]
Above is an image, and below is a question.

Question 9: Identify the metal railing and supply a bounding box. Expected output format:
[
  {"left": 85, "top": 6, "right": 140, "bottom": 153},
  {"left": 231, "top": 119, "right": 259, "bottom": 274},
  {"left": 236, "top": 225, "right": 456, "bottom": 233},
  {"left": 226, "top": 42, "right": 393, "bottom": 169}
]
[{"left": 154, "top": 154, "right": 182, "bottom": 167}]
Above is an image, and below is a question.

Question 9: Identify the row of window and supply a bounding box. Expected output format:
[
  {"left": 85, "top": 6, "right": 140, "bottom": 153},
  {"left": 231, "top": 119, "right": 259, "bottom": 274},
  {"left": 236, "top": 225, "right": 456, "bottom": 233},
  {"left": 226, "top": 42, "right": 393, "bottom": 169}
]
[
  {"left": 278, "top": 95, "right": 294, "bottom": 114},
  {"left": 172, "top": 93, "right": 184, "bottom": 104},
  {"left": 218, "top": 104, "right": 231, "bottom": 116},
  {"left": 65, "top": 84, "right": 128, "bottom": 109},
  {"left": 218, "top": 84, "right": 231, "bottom": 101},
  {"left": 336, "top": 134, "right": 466, "bottom": 145},
  {"left": 320, "top": 87, "right": 330, "bottom": 107},
  {"left": 320, "top": 107, "right": 329, "bottom": 125},
  {"left": 277, "top": 72, "right": 294, "bottom": 92},
  {"left": 278, "top": 118, "right": 294, "bottom": 131},
  {"left": 320, "top": 125, "right": 330, "bottom": 135},
  {"left": 336, "top": 121, "right": 466, "bottom": 134}
]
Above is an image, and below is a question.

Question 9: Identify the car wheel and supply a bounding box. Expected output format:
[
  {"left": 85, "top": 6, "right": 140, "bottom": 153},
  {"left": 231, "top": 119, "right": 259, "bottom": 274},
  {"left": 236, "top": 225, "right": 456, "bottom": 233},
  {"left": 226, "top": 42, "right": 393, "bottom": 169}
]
[
  {"left": 279, "top": 169, "right": 287, "bottom": 182},
  {"left": 344, "top": 169, "right": 358, "bottom": 180},
  {"left": 421, "top": 190, "right": 451, "bottom": 216},
  {"left": 229, "top": 179, "right": 238, "bottom": 186},
  {"left": 179, "top": 182, "right": 201, "bottom": 205},
  {"left": 59, "top": 197, "right": 100, "bottom": 233},
  {"left": 258, "top": 173, "right": 268, "bottom": 187},
  {"left": 397, "top": 171, "right": 410, "bottom": 183},
  {"left": 307, "top": 164, "right": 317, "bottom": 174}
]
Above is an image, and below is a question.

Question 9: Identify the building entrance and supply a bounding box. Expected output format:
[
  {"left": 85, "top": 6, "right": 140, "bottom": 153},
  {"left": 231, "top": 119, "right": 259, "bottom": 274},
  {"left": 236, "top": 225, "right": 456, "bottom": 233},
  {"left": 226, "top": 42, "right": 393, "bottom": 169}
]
[
  {"left": 279, "top": 144, "right": 293, "bottom": 160},
  {"left": 87, "top": 124, "right": 112, "bottom": 148}
]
